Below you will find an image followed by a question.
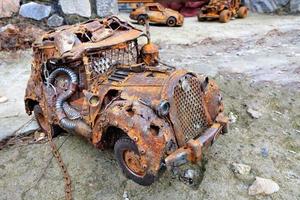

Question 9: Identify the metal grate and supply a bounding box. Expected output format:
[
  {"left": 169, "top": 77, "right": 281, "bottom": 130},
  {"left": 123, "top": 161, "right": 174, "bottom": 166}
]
[
  {"left": 89, "top": 41, "right": 138, "bottom": 76},
  {"left": 174, "top": 75, "right": 209, "bottom": 142}
]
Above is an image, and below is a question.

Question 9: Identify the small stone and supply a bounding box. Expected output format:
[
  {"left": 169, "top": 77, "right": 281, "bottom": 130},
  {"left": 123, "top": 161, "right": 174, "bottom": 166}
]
[
  {"left": 180, "top": 169, "right": 198, "bottom": 185},
  {"left": 248, "top": 177, "right": 280, "bottom": 195},
  {"left": 261, "top": 147, "right": 269, "bottom": 157},
  {"left": 0, "top": 0, "right": 20, "bottom": 18},
  {"left": 0, "top": 96, "right": 8, "bottom": 103},
  {"left": 247, "top": 108, "right": 262, "bottom": 119},
  {"left": 228, "top": 112, "right": 237, "bottom": 123},
  {"left": 0, "top": 24, "right": 17, "bottom": 33},
  {"left": 47, "top": 14, "right": 64, "bottom": 27},
  {"left": 231, "top": 163, "right": 251, "bottom": 175},
  {"left": 122, "top": 191, "right": 128, "bottom": 199},
  {"left": 19, "top": 2, "right": 51, "bottom": 20}
]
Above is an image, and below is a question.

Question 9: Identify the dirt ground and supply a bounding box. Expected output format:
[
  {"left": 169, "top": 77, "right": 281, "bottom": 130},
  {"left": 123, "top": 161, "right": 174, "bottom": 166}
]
[{"left": 0, "top": 14, "right": 300, "bottom": 200}]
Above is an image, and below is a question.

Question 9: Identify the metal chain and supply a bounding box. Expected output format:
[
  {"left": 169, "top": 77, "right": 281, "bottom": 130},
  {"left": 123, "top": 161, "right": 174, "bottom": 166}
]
[{"left": 47, "top": 130, "right": 73, "bottom": 200}]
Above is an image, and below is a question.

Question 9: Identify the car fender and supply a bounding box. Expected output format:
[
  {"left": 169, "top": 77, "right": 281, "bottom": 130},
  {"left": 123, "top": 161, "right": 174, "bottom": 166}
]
[{"left": 92, "top": 100, "right": 175, "bottom": 175}]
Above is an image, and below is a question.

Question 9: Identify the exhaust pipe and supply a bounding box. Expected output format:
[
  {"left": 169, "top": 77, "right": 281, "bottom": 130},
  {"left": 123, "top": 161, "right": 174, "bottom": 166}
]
[{"left": 48, "top": 67, "right": 91, "bottom": 138}]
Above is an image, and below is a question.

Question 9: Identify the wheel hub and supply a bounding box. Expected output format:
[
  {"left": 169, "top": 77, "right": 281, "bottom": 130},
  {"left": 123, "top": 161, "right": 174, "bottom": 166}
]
[{"left": 123, "top": 150, "right": 145, "bottom": 177}]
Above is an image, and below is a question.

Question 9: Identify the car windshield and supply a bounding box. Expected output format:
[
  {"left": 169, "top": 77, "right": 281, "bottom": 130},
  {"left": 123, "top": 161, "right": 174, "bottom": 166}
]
[{"left": 148, "top": 6, "right": 159, "bottom": 11}]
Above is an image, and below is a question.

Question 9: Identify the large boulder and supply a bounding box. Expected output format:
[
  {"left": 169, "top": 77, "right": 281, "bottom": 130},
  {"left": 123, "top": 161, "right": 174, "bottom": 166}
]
[
  {"left": 0, "top": 0, "right": 20, "bottom": 18},
  {"left": 59, "top": 0, "right": 91, "bottom": 18},
  {"left": 242, "top": 0, "right": 290, "bottom": 13},
  {"left": 96, "top": 0, "right": 118, "bottom": 17},
  {"left": 290, "top": 0, "right": 300, "bottom": 13},
  {"left": 19, "top": 2, "right": 51, "bottom": 20}
]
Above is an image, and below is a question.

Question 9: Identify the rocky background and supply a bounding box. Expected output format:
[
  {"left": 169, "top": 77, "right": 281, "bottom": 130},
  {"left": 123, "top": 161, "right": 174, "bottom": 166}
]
[{"left": 1, "top": 0, "right": 300, "bottom": 29}]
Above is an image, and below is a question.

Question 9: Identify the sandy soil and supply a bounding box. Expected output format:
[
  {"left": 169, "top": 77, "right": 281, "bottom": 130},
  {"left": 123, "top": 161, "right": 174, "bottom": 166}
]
[{"left": 0, "top": 14, "right": 299, "bottom": 200}]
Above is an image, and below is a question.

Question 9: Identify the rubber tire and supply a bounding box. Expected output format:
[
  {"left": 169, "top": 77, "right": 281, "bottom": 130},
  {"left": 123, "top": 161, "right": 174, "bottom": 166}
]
[
  {"left": 114, "top": 137, "right": 155, "bottom": 186},
  {"left": 238, "top": 6, "right": 248, "bottom": 18},
  {"left": 34, "top": 105, "right": 61, "bottom": 136},
  {"left": 137, "top": 15, "right": 146, "bottom": 25},
  {"left": 167, "top": 17, "right": 177, "bottom": 27},
  {"left": 219, "top": 10, "right": 231, "bottom": 23}
]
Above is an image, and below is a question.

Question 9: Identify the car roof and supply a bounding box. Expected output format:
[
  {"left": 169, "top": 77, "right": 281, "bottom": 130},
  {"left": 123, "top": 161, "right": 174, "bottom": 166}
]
[
  {"left": 33, "top": 16, "right": 144, "bottom": 60},
  {"left": 145, "top": 3, "right": 162, "bottom": 7}
]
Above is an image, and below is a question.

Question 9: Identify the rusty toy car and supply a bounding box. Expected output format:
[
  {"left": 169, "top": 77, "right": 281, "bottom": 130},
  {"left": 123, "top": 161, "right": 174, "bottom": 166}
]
[
  {"left": 130, "top": 3, "right": 184, "bottom": 27},
  {"left": 197, "top": 0, "right": 248, "bottom": 23},
  {"left": 24, "top": 16, "right": 228, "bottom": 186}
]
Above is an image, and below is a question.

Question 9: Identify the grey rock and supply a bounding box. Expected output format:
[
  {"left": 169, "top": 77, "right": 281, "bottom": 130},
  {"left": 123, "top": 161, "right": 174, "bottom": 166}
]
[
  {"left": 247, "top": 108, "right": 262, "bottom": 119},
  {"left": 228, "top": 112, "right": 237, "bottom": 123},
  {"left": 231, "top": 163, "right": 251, "bottom": 175},
  {"left": 47, "top": 14, "right": 64, "bottom": 27},
  {"left": 242, "top": 0, "right": 289, "bottom": 13},
  {"left": 290, "top": 0, "right": 300, "bottom": 13},
  {"left": 59, "top": 0, "right": 91, "bottom": 18},
  {"left": 123, "top": 191, "right": 128, "bottom": 199},
  {"left": 96, "top": 0, "right": 118, "bottom": 17},
  {"left": 180, "top": 169, "right": 199, "bottom": 185},
  {"left": 19, "top": 2, "right": 51, "bottom": 20},
  {"left": 0, "top": 0, "right": 20, "bottom": 18},
  {"left": 249, "top": 177, "right": 280, "bottom": 195},
  {"left": 261, "top": 147, "right": 269, "bottom": 157}
]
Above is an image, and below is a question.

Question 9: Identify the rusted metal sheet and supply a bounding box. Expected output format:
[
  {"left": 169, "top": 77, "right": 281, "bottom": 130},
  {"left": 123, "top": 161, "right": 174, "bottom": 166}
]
[
  {"left": 24, "top": 16, "right": 228, "bottom": 186},
  {"left": 197, "top": 0, "right": 248, "bottom": 23},
  {"left": 130, "top": 3, "right": 184, "bottom": 27}
]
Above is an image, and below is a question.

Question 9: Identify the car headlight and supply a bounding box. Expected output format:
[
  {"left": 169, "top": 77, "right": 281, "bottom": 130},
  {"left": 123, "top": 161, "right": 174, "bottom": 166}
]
[{"left": 157, "top": 100, "right": 170, "bottom": 117}]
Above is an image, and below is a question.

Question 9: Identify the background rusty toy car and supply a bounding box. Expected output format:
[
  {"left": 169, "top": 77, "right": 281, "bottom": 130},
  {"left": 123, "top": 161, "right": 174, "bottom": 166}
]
[
  {"left": 130, "top": 3, "right": 184, "bottom": 27},
  {"left": 24, "top": 16, "right": 227, "bottom": 186},
  {"left": 197, "top": 0, "right": 248, "bottom": 23}
]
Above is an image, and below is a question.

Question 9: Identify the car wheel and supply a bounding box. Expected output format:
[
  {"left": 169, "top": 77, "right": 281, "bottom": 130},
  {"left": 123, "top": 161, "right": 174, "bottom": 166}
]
[
  {"left": 167, "top": 17, "right": 177, "bottom": 27},
  {"left": 219, "top": 10, "right": 231, "bottom": 23},
  {"left": 238, "top": 6, "right": 248, "bottom": 18},
  {"left": 137, "top": 15, "right": 146, "bottom": 25},
  {"left": 114, "top": 137, "right": 155, "bottom": 186},
  {"left": 34, "top": 105, "right": 61, "bottom": 136}
]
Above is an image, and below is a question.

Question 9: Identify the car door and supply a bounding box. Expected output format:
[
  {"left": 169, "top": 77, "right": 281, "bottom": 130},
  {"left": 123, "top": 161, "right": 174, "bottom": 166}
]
[{"left": 147, "top": 5, "right": 165, "bottom": 23}]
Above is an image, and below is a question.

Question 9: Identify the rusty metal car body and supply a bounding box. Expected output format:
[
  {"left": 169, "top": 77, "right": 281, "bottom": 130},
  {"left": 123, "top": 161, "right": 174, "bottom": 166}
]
[
  {"left": 198, "top": 0, "right": 248, "bottom": 23},
  {"left": 25, "top": 16, "right": 228, "bottom": 186},
  {"left": 130, "top": 3, "right": 184, "bottom": 27}
]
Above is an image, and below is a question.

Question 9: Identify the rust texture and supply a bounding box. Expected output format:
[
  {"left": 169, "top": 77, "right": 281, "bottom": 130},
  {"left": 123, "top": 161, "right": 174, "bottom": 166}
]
[
  {"left": 0, "top": 24, "right": 44, "bottom": 51},
  {"left": 130, "top": 3, "right": 184, "bottom": 27},
  {"left": 197, "top": 0, "right": 248, "bottom": 23},
  {"left": 25, "top": 16, "right": 228, "bottom": 186}
]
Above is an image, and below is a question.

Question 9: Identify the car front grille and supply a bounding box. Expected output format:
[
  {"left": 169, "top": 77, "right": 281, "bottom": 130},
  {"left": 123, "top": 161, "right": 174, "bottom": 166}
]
[{"left": 174, "top": 75, "right": 209, "bottom": 142}]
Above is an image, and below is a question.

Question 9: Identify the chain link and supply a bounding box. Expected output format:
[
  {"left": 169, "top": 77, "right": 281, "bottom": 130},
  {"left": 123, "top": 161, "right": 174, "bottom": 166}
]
[{"left": 47, "top": 130, "right": 73, "bottom": 200}]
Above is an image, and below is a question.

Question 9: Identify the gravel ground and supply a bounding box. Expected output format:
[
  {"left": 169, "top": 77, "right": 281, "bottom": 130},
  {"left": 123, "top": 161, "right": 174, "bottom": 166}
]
[{"left": 0, "top": 14, "right": 300, "bottom": 200}]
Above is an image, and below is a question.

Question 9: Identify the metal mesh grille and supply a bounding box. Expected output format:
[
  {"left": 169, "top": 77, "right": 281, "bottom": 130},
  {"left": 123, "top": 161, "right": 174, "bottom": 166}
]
[
  {"left": 174, "top": 76, "right": 209, "bottom": 142},
  {"left": 88, "top": 41, "right": 138, "bottom": 75}
]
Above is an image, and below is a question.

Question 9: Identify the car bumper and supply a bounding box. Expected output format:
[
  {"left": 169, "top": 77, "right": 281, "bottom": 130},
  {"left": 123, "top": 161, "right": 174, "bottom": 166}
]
[
  {"left": 164, "top": 113, "right": 228, "bottom": 169},
  {"left": 198, "top": 12, "right": 220, "bottom": 19},
  {"left": 177, "top": 16, "right": 184, "bottom": 26}
]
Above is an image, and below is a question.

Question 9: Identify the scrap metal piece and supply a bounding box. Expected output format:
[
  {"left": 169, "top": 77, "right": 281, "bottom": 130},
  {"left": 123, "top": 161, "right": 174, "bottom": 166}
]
[{"left": 197, "top": 0, "right": 248, "bottom": 23}]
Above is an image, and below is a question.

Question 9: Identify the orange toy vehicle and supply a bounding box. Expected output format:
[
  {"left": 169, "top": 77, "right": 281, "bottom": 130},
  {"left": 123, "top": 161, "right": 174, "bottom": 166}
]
[
  {"left": 130, "top": 3, "right": 184, "bottom": 27},
  {"left": 198, "top": 0, "right": 248, "bottom": 23},
  {"left": 24, "top": 16, "right": 227, "bottom": 186}
]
